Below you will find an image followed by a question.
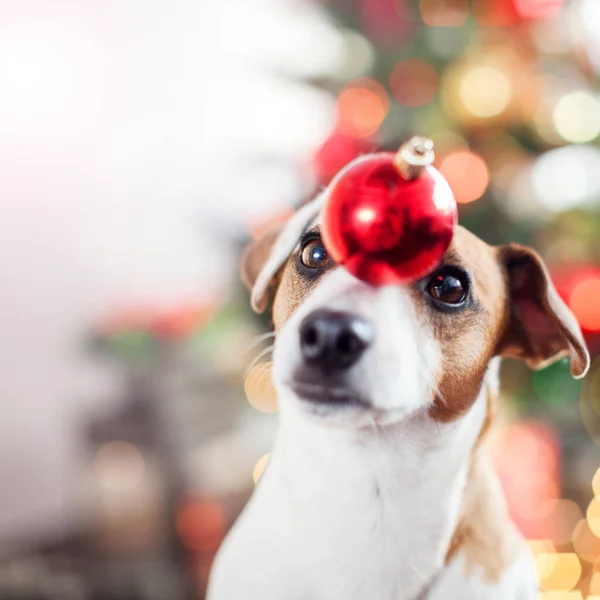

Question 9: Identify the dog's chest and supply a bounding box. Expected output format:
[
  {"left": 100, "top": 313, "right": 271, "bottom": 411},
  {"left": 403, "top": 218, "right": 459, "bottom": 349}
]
[{"left": 252, "top": 438, "right": 468, "bottom": 600}]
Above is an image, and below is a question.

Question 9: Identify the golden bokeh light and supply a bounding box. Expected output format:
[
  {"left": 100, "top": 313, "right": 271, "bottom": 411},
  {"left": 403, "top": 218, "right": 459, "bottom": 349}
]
[
  {"left": 593, "top": 466, "right": 600, "bottom": 498},
  {"left": 590, "top": 571, "right": 600, "bottom": 594},
  {"left": 253, "top": 453, "right": 270, "bottom": 484},
  {"left": 337, "top": 78, "right": 388, "bottom": 138},
  {"left": 569, "top": 277, "right": 600, "bottom": 331},
  {"left": 389, "top": 59, "right": 438, "bottom": 107},
  {"left": 572, "top": 519, "right": 600, "bottom": 563},
  {"left": 537, "top": 553, "right": 581, "bottom": 592},
  {"left": 419, "top": 0, "right": 468, "bottom": 26},
  {"left": 553, "top": 91, "right": 600, "bottom": 144},
  {"left": 537, "top": 593, "right": 582, "bottom": 600},
  {"left": 545, "top": 500, "right": 583, "bottom": 546},
  {"left": 439, "top": 151, "right": 489, "bottom": 203},
  {"left": 94, "top": 441, "right": 146, "bottom": 492},
  {"left": 244, "top": 362, "right": 278, "bottom": 413},
  {"left": 588, "top": 496, "right": 600, "bottom": 537},
  {"left": 459, "top": 66, "right": 511, "bottom": 118}
]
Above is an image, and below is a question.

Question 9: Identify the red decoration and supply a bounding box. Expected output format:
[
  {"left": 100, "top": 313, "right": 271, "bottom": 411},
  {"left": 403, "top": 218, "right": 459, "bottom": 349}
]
[{"left": 321, "top": 137, "right": 457, "bottom": 286}]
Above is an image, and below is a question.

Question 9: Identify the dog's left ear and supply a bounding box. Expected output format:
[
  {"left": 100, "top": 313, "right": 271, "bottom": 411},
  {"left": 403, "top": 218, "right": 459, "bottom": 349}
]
[{"left": 496, "top": 244, "right": 590, "bottom": 378}]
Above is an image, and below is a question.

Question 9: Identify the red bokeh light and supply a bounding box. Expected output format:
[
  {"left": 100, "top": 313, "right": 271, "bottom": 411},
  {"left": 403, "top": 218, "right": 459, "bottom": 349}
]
[
  {"left": 176, "top": 498, "right": 226, "bottom": 552},
  {"left": 389, "top": 59, "right": 438, "bottom": 107},
  {"left": 569, "top": 277, "right": 600, "bottom": 332},
  {"left": 313, "top": 131, "right": 371, "bottom": 185}
]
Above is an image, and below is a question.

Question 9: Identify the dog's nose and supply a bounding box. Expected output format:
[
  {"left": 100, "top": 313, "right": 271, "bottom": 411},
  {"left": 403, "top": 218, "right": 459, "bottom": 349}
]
[{"left": 299, "top": 310, "right": 372, "bottom": 371}]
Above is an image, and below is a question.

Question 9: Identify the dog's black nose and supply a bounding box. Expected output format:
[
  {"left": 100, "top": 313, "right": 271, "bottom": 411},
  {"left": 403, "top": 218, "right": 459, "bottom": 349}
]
[{"left": 299, "top": 310, "right": 372, "bottom": 371}]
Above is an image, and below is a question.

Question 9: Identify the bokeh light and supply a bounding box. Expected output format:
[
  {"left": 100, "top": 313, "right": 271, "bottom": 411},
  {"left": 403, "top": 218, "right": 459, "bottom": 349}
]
[
  {"left": 545, "top": 500, "right": 583, "bottom": 546},
  {"left": 531, "top": 145, "right": 600, "bottom": 212},
  {"left": 419, "top": 0, "right": 469, "bottom": 26},
  {"left": 94, "top": 441, "right": 146, "bottom": 492},
  {"left": 439, "top": 151, "right": 489, "bottom": 203},
  {"left": 553, "top": 91, "right": 600, "bottom": 144},
  {"left": 253, "top": 453, "right": 270, "bottom": 484},
  {"left": 459, "top": 66, "right": 511, "bottom": 118},
  {"left": 569, "top": 276, "right": 600, "bottom": 331},
  {"left": 587, "top": 497, "right": 600, "bottom": 537},
  {"left": 313, "top": 131, "right": 370, "bottom": 184},
  {"left": 572, "top": 519, "right": 600, "bottom": 563},
  {"left": 337, "top": 78, "right": 388, "bottom": 138},
  {"left": 537, "top": 553, "right": 581, "bottom": 592},
  {"left": 244, "top": 362, "right": 278, "bottom": 413},
  {"left": 176, "top": 499, "right": 226, "bottom": 552},
  {"left": 389, "top": 59, "right": 438, "bottom": 107}
]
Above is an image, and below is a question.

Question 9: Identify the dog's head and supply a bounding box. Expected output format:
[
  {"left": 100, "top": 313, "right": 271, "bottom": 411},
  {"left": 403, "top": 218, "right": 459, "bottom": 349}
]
[{"left": 242, "top": 195, "right": 590, "bottom": 429}]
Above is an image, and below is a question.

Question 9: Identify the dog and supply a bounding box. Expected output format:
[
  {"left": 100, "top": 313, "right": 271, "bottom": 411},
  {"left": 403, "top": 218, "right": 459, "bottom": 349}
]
[{"left": 207, "top": 158, "right": 590, "bottom": 600}]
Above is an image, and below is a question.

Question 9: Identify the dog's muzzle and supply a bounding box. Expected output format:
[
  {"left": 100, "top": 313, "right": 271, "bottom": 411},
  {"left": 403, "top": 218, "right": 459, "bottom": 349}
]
[
  {"left": 291, "top": 310, "right": 372, "bottom": 408},
  {"left": 299, "top": 310, "right": 372, "bottom": 371}
]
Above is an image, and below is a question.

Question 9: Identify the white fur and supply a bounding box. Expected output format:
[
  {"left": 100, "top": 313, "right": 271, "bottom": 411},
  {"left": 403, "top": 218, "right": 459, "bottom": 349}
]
[{"left": 207, "top": 198, "right": 538, "bottom": 600}]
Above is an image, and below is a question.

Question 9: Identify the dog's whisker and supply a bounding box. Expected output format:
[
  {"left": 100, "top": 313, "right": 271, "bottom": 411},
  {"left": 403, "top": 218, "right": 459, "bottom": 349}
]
[
  {"left": 243, "top": 331, "right": 276, "bottom": 355},
  {"left": 245, "top": 344, "right": 274, "bottom": 378}
]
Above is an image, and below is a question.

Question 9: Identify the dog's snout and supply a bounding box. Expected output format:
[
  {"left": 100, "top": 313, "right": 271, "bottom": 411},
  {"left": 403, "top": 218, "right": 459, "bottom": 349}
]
[{"left": 299, "top": 310, "right": 372, "bottom": 371}]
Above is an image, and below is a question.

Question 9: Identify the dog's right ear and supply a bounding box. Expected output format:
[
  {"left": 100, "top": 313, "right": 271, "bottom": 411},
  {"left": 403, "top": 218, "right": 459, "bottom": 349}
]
[{"left": 241, "top": 195, "right": 327, "bottom": 314}]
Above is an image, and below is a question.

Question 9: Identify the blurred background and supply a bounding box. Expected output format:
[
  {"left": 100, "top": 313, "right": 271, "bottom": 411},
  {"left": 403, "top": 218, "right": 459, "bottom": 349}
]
[{"left": 1, "top": 0, "right": 600, "bottom": 598}]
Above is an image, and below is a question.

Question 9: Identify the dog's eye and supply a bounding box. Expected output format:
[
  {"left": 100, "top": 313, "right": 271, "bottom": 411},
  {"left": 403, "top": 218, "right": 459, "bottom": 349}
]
[
  {"left": 300, "top": 239, "right": 330, "bottom": 269},
  {"left": 427, "top": 271, "right": 467, "bottom": 305}
]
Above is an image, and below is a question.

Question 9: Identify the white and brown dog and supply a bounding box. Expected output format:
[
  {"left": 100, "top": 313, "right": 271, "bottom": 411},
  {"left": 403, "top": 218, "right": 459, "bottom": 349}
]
[{"left": 208, "top": 162, "right": 590, "bottom": 600}]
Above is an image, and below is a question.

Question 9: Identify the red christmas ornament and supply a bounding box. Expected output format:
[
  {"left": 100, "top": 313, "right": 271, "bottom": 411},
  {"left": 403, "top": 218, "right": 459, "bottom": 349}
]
[{"left": 321, "top": 137, "right": 457, "bottom": 286}]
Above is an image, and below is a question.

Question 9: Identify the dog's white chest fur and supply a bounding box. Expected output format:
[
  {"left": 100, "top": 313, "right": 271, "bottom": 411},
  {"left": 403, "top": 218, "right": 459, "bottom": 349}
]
[{"left": 208, "top": 388, "right": 508, "bottom": 600}]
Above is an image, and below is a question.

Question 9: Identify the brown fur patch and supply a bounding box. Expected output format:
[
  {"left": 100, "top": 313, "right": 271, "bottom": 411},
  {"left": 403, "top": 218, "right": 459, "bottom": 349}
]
[{"left": 428, "top": 228, "right": 509, "bottom": 423}]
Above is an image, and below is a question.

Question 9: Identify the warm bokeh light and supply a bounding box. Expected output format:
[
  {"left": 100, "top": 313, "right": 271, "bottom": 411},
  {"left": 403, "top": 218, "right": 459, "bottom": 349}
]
[
  {"left": 94, "top": 441, "right": 146, "bottom": 492},
  {"left": 419, "top": 0, "right": 469, "bottom": 26},
  {"left": 176, "top": 499, "right": 226, "bottom": 552},
  {"left": 553, "top": 91, "right": 600, "bottom": 144},
  {"left": 459, "top": 66, "right": 511, "bottom": 118},
  {"left": 244, "top": 362, "right": 278, "bottom": 413},
  {"left": 439, "top": 151, "right": 489, "bottom": 203},
  {"left": 337, "top": 78, "right": 388, "bottom": 138},
  {"left": 593, "top": 467, "right": 600, "bottom": 499},
  {"left": 537, "top": 553, "right": 581, "bottom": 592},
  {"left": 537, "top": 593, "right": 582, "bottom": 600},
  {"left": 253, "top": 453, "right": 270, "bottom": 484},
  {"left": 588, "top": 497, "right": 600, "bottom": 537},
  {"left": 572, "top": 519, "right": 600, "bottom": 563},
  {"left": 569, "top": 277, "right": 600, "bottom": 331},
  {"left": 389, "top": 59, "right": 438, "bottom": 107},
  {"left": 545, "top": 500, "right": 583, "bottom": 546}
]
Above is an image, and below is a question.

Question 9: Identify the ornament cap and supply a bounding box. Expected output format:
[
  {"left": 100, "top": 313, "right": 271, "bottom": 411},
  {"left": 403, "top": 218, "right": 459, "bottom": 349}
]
[{"left": 394, "top": 136, "right": 435, "bottom": 181}]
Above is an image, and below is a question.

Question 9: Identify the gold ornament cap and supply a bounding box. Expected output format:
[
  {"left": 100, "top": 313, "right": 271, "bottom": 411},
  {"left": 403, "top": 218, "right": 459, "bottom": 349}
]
[{"left": 394, "top": 136, "right": 435, "bottom": 181}]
